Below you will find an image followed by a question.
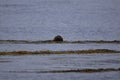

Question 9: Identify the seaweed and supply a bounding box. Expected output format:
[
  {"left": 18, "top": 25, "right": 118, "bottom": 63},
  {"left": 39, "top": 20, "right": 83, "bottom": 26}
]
[
  {"left": 0, "top": 49, "right": 120, "bottom": 55},
  {"left": 7, "top": 68, "right": 120, "bottom": 73},
  {"left": 0, "top": 40, "right": 120, "bottom": 44}
]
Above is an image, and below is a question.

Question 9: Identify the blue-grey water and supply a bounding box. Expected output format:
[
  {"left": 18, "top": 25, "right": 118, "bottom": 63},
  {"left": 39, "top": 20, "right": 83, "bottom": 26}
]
[
  {"left": 0, "top": 0, "right": 120, "bottom": 80},
  {"left": 0, "top": 0, "right": 120, "bottom": 40},
  {"left": 0, "top": 54, "right": 120, "bottom": 80},
  {"left": 0, "top": 43, "right": 120, "bottom": 51}
]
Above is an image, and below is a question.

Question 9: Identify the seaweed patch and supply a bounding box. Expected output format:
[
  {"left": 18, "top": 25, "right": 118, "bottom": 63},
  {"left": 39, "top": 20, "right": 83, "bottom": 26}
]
[
  {"left": 0, "top": 40, "right": 120, "bottom": 44},
  {"left": 6, "top": 68, "right": 120, "bottom": 73},
  {"left": 0, "top": 49, "right": 120, "bottom": 55}
]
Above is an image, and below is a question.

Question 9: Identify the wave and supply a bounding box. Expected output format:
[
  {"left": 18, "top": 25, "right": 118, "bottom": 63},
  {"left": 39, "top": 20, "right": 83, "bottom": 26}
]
[
  {"left": 0, "top": 49, "right": 120, "bottom": 55},
  {"left": 0, "top": 40, "right": 120, "bottom": 44},
  {"left": 0, "top": 4, "right": 29, "bottom": 8},
  {"left": 5, "top": 68, "right": 120, "bottom": 73}
]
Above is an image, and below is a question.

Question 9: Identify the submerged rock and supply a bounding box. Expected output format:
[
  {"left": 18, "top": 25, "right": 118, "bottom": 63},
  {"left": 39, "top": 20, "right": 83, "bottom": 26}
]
[{"left": 53, "top": 35, "right": 63, "bottom": 42}]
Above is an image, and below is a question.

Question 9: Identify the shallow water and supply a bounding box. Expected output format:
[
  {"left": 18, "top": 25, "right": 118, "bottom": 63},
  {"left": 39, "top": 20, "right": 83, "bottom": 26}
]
[{"left": 0, "top": 54, "right": 120, "bottom": 80}]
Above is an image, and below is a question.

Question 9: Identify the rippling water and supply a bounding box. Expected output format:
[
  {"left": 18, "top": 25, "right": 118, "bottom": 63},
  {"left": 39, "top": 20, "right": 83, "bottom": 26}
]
[
  {"left": 0, "top": 0, "right": 120, "bottom": 80},
  {"left": 0, "top": 43, "right": 120, "bottom": 51},
  {"left": 0, "top": 54, "right": 120, "bottom": 80},
  {"left": 0, "top": 0, "right": 120, "bottom": 40}
]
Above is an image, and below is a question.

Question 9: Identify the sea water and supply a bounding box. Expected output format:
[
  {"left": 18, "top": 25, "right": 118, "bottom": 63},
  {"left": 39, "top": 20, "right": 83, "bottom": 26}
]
[
  {"left": 0, "top": 0, "right": 120, "bottom": 51},
  {"left": 0, "top": 0, "right": 120, "bottom": 80},
  {"left": 0, "top": 0, "right": 120, "bottom": 41},
  {"left": 0, "top": 54, "right": 120, "bottom": 80}
]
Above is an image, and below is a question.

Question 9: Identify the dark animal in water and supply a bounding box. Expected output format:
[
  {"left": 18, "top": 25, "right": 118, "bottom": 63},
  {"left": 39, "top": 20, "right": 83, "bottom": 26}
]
[{"left": 53, "top": 35, "right": 63, "bottom": 42}]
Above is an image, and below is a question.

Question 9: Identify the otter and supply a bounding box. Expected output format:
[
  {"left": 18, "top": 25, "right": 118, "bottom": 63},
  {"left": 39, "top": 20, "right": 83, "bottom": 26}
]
[{"left": 53, "top": 35, "right": 63, "bottom": 42}]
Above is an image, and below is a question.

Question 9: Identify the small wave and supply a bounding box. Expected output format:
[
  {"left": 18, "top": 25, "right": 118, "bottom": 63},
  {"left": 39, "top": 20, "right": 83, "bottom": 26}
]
[
  {"left": 0, "top": 4, "right": 29, "bottom": 8},
  {"left": 0, "top": 61, "right": 11, "bottom": 63},
  {"left": 0, "top": 49, "right": 120, "bottom": 55},
  {"left": 6, "top": 68, "right": 120, "bottom": 73},
  {"left": 0, "top": 40, "right": 120, "bottom": 44}
]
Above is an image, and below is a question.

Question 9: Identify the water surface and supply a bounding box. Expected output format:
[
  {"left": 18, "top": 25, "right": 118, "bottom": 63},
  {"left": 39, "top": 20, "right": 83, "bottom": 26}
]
[
  {"left": 0, "top": 43, "right": 120, "bottom": 51},
  {"left": 0, "top": 0, "right": 120, "bottom": 40},
  {"left": 0, "top": 54, "right": 120, "bottom": 80},
  {"left": 0, "top": 0, "right": 120, "bottom": 80}
]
